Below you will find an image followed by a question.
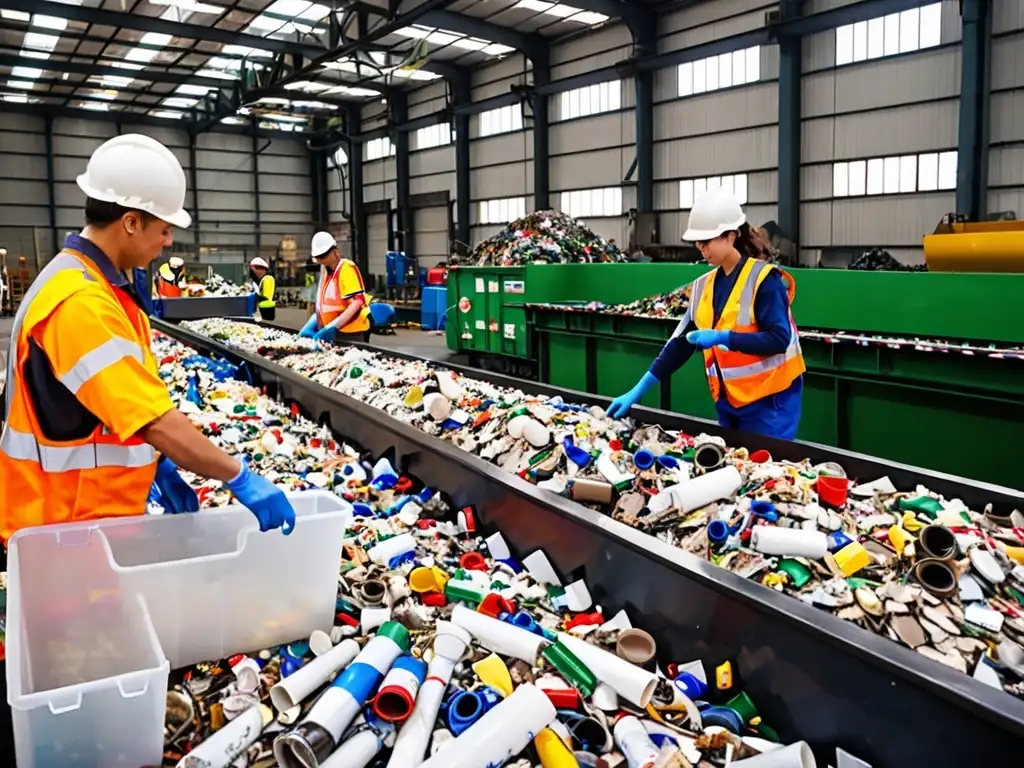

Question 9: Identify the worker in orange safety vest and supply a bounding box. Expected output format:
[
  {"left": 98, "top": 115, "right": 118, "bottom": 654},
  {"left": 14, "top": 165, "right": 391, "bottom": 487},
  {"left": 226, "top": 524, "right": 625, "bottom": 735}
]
[
  {"left": 298, "top": 231, "right": 372, "bottom": 345},
  {"left": 0, "top": 134, "right": 296, "bottom": 546}
]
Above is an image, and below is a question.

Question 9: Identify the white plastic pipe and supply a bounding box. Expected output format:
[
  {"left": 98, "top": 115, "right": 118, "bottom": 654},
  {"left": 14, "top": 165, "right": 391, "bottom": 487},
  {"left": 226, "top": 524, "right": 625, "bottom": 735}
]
[
  {"left": 177, "top": 703, "right": 262, "bottom": 768},
  {"left": 418, "top": 684, "right": 557, "bottom": 768},
  {"left": 270, "top": 639, "right": 360, "bottom": 712},
  {"left": 451, "top": 605, "right": 547, "bottom": 664},
  {"left": 750, "top": 526, "right": 828, "bottom": 559},
  {"left": 387, "top": 622, "right": 472, "bottom": 768},
  {"left": 321, "top": 730, "right": 383, "bottom": 768},
  {"left": 557, "top": 632, "right": 658, "bottom": 708},
  {"left": 674, "top": 466, "right": 742, "bottom": 512},
  {"left": 368, "top": 533, "right": 417, "bottom": 565},
  {"left": 732, "top": 741, "right": 816, "bottom": 768},
  {"left": 614, "top": 715, "right": 659, "bottom": 768}
]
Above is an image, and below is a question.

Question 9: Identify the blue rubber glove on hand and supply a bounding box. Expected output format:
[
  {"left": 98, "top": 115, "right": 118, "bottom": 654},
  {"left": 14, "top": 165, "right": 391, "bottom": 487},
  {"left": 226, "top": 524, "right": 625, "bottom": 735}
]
[
  {"left": 226, "top": 460, "right": 296, "bottom": 535},
  {"left": 607, "top": 371, "right": 658, "bottom": 419},
  {"left": 314, "top": 324, "right": 338, "bottom": 343},
  {"left": 152, "top": 457, "right": 199, "bottom": 514},
  {"left": 298, "top": 315, "right": 319, "bottom": 339},
  {"left": 686, "top": 329, "right": 731, "bottom": 351}
]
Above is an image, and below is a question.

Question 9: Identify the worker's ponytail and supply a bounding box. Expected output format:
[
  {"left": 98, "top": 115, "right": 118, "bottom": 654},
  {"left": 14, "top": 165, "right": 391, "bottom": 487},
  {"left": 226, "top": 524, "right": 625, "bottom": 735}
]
[{"left": 734, "top": 223, "right": 775, "bottom": 263}]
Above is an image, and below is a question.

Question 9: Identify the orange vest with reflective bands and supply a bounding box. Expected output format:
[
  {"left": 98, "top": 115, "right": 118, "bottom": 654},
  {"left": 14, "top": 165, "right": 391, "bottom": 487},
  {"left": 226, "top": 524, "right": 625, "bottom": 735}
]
[
  {"left": 316, "top": 259, "right": 371, "bottom": 333},
  {"left": 691, "top": 259, "right": 805, "bottom": 408},
  {"left": 0, "top": 249, "right": 158, "bottom": 542}
]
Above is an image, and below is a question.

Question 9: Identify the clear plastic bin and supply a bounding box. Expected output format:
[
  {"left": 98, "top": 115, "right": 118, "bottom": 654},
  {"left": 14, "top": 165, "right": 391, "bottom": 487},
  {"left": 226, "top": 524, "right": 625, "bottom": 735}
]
[{"left": 6, "top": 491, "right": 351, "bottom": 768}]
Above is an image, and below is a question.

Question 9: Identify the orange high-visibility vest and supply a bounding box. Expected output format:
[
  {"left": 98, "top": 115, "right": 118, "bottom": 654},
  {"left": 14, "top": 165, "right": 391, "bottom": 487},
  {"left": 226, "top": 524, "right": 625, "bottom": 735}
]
[
  {"left": 156, "top": 263, "right": 182, "bottom": 298},
  {"left": 316, "top": 259, "right": 371, "bottom": 334},
  {"left": 691, "top": 259, "right": 805, "bottom": 408},
  {"left": 0, "top": 249, "right": 159, "bottom": 542}
]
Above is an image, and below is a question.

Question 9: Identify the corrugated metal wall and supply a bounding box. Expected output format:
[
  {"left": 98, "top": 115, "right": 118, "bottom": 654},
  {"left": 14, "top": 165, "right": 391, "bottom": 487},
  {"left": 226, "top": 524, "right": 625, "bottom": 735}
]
[
  {"left": 0, "top": 112, "right": 51, "bottom": 262},
  {"left": 989, "top": 3, "right": 1024, "bottom": 218}
]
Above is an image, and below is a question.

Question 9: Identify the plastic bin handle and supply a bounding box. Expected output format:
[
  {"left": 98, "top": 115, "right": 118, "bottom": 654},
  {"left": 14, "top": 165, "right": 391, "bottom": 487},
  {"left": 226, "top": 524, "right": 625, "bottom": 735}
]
[
  {"left": 117, "top": 676, "right": 151, "bottom": 699},
  {"left": 47, "top": 691, "right": 83, "bottom": 715}
]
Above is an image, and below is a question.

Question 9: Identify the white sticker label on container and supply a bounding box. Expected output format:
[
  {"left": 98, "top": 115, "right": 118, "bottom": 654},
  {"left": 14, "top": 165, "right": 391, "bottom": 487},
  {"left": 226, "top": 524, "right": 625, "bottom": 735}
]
[
  {"left": 504, "top": 280, "right": 525, "bottom": 294},
  {"left": 504, "top": 324, "right": 516, "bottom": 339},
  {"left": 488, "top": 281, "right": 499, "bottom": 293},
  {"left": 475, "top": 278, "right": 485, "bottom": 292},
  {"left": 475, "top": 320, "right": 485, "bottom": 330}
]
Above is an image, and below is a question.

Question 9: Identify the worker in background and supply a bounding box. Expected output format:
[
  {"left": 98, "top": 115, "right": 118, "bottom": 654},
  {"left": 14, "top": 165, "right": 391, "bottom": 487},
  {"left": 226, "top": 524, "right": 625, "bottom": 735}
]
[
  {"left": 0, "top": 133, "right": 295, "bottom": 544},
  {"left": 249, "top": 257, "right": 276, "bottom": 322},
  {"left": 299, "top": 231, "right": 372, "bottom": 344},
  {"left": 607, "top": 188, "right": 805, "bottom": 439},
  {"left": 302, "top": 265, "right": 317, "bottom": 316},
  {"left": 156, "top": 255, "right": 187, "bottom": 298}
]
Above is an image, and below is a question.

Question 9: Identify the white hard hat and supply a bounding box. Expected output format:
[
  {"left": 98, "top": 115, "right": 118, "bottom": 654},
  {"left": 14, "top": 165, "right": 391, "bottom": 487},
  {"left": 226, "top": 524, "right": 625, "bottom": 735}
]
[
  {"left": 250, "top": 257, "right": 269, "bottom": 269},
  {"left": 682, "top": 186, "right": 746, "bottom": 242},
  {"left": 168, "top": 256, "right": 184, "bottom": 268},
  {"left": 0, "top": 248, "right": 6, "bottom": 257},
  {"left": 311, "top": 231, "right": 337, "bottom": 260},
  {"left": 77, "top": 134, "right": 192, "bottom": 228}
]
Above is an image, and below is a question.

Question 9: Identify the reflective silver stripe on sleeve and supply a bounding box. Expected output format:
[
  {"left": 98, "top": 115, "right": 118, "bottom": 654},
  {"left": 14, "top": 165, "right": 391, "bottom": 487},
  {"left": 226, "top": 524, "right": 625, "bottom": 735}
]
[
  {"left": 59, "top": 337, "right": 145, "bottom": 394},
  {"left": 718, "top": 341, "right": 803, "bottom": 381},
  {"left": 688, "top": 275, "right": 709, "bottom": 329},
  {"left": 0, "top": 427, "right": 155, "bottom": 472},
  {"left": 737, "top": 261, "right": 771, "bottom": 326}
]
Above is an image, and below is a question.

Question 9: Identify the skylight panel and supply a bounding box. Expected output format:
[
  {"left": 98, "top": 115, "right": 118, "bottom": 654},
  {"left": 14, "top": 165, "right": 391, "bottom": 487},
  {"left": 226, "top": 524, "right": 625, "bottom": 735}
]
[
  {"left": 163, "top": 97, "right": 199, "bottom": 108},
  {"left": 11, "top": 67, "right": 43, "bottom": 79},
  {"left": 150, "top": 110, "right": 185, "bottom": 119},
  {"left": 1, "top": 10, "right": 30, "bottom": 22},
  {"left": 23, "top": 33, "right": 61, "bottom": 53},
  {"left": 32, "top": 15, "right": 68, "bottom": 31},
  {"left": 7, "top": 81, "right": 36, "bottom": 90},
  {"left": 514, "top": 1, "right": 607, "bottom": 25},
  {"left": 78, "top": 101, "right": 111, "bottom": 111},
  {"left": 177, "top": 83, "right": 216, "bottom": 96}
]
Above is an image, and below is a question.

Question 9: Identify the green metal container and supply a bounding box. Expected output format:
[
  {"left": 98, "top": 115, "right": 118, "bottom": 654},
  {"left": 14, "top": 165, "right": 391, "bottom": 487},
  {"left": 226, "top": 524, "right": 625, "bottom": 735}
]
[{"left": 446, "top": 266, "right": 530, "bottom": 359}]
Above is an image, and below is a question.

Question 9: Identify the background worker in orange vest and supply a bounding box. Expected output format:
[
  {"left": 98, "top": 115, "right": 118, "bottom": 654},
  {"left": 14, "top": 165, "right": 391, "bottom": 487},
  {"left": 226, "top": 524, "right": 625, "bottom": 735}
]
[
  {"left": 608, "top": 188, "right": 806, "bottom": 439},
  {"left": 156, "top": 255, "right": 187, "bottom": 298},
  {"left": 298, "top": 231, "right": 372, "bottom": 344},
  {"left": 0, "top": 133, "right": 295, "bottom": 544}
]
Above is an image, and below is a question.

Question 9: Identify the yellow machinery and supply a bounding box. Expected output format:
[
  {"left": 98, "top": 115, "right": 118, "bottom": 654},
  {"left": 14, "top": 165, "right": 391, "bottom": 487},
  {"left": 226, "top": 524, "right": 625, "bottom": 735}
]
[{"left": 924, "top": 214, "right": 1024, "bottom": 272}]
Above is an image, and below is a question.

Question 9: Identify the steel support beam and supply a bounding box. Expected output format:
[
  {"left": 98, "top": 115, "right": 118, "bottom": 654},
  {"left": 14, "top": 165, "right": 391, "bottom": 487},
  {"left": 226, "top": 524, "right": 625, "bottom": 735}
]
[
  {"left": 393, "top": 90, "right": 414, "bottom": 258},
  {"left": 631, "top": 16, "right": 657, "bottom": 214},
  {"left": 310, "top": 143, "right": 330, "bottom": 229},
  {"left": 956, "top": 0, "right": 992, "bottom": 221},
  {"left": 0, "top": 0, "right": 324, "bottom": 58},
  {"left": 43, "top": 115, "right": 58, "bottom": 258},
  {"left": 454, "top": 72, "right": 471, "bottom": 256},
  {"left": 252, "top": 128, "right": 262, "bottom": 259},
  {"left": 532, "top": 51, "right": 550, "bottom": 212},
  {"left": 347, "top": 105, "right": 367, "bottom": 274},
  {"left": 188, "top": 129, "right": 201, "bottom": 254},
  {"left": 419, "top": 10, "right": 547, "bottom": 59},
  {"left": 777, "top": 0, "right": 803, "bottom": 254},
  {"left": 451, "top": 90, "right": 524, "bottom": 116},
  {"left": 0, "top": 52, "right": 231, "bottom": 90}
]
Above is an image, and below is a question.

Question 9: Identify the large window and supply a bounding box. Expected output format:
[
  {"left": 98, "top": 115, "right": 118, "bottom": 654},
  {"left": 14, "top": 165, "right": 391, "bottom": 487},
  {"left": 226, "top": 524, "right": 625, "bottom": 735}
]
[
  {"left": 365, "top": 136, "right": 395, "bottom": 161},
  {"left": 835, "top": 3, "right": 941, "bottom": 66},
  {"left": 479, "top": 105, "right": 523, "bottom": 137},
  {"left": 477, "top": 197, "right": 527, "bottom": 225},
  {"left": 415, "top": 122, "right": 454, "bottom": 150},
  {"left": 679, "top": 174, "right": 749, "bottom": 209},
  {"left": 678, "top": 47, "right": 760, "bottom": 98},
  {"left": 557, "top": 81, "right": 622, "bottom": 121},
  {"left": 833, "top": 151, "right": 956, "bottom": 197},
  {"left": 558, "top": 187, "right": 623, "bottom": 218}
]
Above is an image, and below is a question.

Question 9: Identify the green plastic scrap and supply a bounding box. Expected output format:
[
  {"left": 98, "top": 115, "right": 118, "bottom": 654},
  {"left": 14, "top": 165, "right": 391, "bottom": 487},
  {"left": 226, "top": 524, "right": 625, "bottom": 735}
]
[
  {"left": 777, "top": 559, "right": 812, "bottom": 588},
  {"left": 898, "top": 496, "right": 944, "bottom": 519},
  {"left": 846, "top": 576, "right": 882, "bottom": 590},
  {"left": 542, "top": 641, "right": 597, "bottom": 698}
]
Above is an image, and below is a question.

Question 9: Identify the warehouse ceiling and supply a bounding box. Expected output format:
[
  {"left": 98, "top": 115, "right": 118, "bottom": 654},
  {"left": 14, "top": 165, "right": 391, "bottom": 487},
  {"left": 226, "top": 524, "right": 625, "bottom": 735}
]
[{"left": 0, "top": 0, "right": 664, "bottom": 133}]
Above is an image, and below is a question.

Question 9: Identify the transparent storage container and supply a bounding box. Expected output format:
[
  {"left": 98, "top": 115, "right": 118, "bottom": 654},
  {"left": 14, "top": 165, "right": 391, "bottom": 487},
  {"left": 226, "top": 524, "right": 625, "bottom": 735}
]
[{"left": 6, "top": 491, "right": 351, "bottom": 768}]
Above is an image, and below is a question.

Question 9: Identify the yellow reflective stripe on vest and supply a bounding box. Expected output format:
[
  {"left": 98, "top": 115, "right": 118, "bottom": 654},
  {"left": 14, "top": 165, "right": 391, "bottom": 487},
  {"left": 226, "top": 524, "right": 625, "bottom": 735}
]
[
  {"left": 59, "top": 336, "right": 145, "bottom": 394},
  {"left": 736, "top": 261, "right": 772, "bottom": 326},
  {"left": 717, "top": 342, "right": 803, "bottom": 381},
  {"left": 0, "top": 427, "right": 155, "bottom": 472}
]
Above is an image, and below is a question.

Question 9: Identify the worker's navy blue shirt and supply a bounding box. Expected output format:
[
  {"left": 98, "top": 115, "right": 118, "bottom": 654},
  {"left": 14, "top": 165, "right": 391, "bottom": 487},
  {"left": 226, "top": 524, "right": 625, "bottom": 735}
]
[
  {"left": 649, "top": 257, "right": 802, "bottom": 415},
  {"left": 65, "top": 233, "right": 129, "bottom": 287}
]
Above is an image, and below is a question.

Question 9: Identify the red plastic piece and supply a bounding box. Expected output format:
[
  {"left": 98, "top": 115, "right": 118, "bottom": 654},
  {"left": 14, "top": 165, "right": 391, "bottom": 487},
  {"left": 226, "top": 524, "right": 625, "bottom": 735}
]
[
  {"left": 291, "top": 403, "right": 300, "bottom": 417},
  {"left": 427, "top": 267, "right": 447, "bottom": 285},
  {"left": 227, "top": 654, "right": 246, "bottom": 668},
  {"left": 336, "top": 613, "right": 359, "bottom": 627},
  {"left": 477, "top": 593, "right": 516, "bottom": 618},
  {"left": 564, "top": 611, "right": 604, "bottom": 631},
  {"left": 394, "top": 476, "right": 414, "bottom": 493},
  {"left": 541, "top": 688, "right": 580, "bottom": 709},
  {"left": 818, "top": 476, "right": 850, "bottom": 508},
  {"left": 461, "top": 507, "right": 477, "bottom": 533},
  {"left": 416, "top": 519, "right": 438, "bottom": 530},
  {"left": 609, "top": 439, "right": 623, "bottom": 451},
  {"left": 749, "top": 450, "right": 772, "bottom": 463},
  {"left": 421, "top": 592, "right": 447, "bottom": 607},
  {"left": 460, "top": 552, "right": 487, "bottom": 571}
]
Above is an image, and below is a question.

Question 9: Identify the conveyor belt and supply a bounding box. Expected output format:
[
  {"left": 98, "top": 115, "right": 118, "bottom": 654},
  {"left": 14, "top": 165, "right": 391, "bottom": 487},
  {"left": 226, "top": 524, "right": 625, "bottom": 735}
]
[{"left": 155, "top": 318, "right": 1024, "bottom": 768}]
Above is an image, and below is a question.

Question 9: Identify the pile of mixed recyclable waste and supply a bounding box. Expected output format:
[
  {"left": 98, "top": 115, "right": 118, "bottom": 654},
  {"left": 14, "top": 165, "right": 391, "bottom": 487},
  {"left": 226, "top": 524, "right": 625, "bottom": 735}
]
[
  {"left": 182, "top": 273, "right": 252, "bottom": 298},
  {"left": 527, "top": 294, "right": 1024, "bottom": 361},
  {"left": 470, "top": 210, "right": 626, "bottom": 266},
  {"left": 848, "top": 248, "right": 927, "bottom": 272},
  {"left": 150, "top": 332, "right": 830, "bottom": 768},
  {"left": 181, "top": 319, "right": 1024, "bottom": 701}
]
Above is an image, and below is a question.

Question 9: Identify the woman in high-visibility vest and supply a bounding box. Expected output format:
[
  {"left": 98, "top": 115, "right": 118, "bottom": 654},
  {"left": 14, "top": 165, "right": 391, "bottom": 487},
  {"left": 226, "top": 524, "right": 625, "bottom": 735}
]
[
  {"left": 0, "top": 133, "right": 295, "bottom": 544},
  {"left": 249, "top": 257, "right": 276, "bottom": 322},
  {"left": 156, "top": 255, "right": 186, "bottom": 298},
  {"left": 608, "top": 188, "right": 806, "bottom": 439},
  {"left": 298, "top": 231, "right": 372, "bottom": 344}
]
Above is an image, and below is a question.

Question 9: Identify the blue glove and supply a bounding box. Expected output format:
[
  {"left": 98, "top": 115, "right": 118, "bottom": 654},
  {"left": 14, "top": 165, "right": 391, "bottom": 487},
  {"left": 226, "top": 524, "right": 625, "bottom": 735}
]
[
  {"left": 314, "top": 324, "right": 338, "bottom": 343},
  {"left": 607, "top": 371, "right": 658, "bottom": 419},
  {"left": 686, "top": 329, "right": 731, "bottom": 350},
  {"left": 226, "top": 460, "right": 295, "bottom": 535},
  {"left": 298, "top": 315, "right": 319, "bottom": 339},
  {"left": 152, "top": 457, "right": 199, "bottom": 514}
]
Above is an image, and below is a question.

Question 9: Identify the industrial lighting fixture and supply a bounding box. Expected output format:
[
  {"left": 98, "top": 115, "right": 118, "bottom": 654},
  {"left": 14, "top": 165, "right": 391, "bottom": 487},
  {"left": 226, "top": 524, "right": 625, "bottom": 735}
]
[{"left": 149, "top": 0, "right": 224, "bottom": 13}]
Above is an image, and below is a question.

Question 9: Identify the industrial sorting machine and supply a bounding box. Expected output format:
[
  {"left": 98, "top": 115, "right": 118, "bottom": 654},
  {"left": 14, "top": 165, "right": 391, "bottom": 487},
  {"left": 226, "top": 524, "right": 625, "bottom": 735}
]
[{"left": 156, "top": 317, "right": 1024, "bottom": 768}]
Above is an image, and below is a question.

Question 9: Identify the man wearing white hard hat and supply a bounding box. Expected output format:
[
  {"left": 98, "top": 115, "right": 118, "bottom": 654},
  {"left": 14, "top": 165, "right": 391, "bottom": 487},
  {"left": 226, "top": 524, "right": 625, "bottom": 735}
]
[
  {"left": 0, "top": 133, "right": 295, "bottom": 545},
  {"left": 299, "top": 231, "right": 371, "bottom": 344},
  {"left": 608, "top": 187, "right": 805, "bottom": 439},
  {"left": 156, "top": 255, "right": 188, "bottom": 298},
  {"left": 249, "top": 257, "right": 276, "bottom": 322}
]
